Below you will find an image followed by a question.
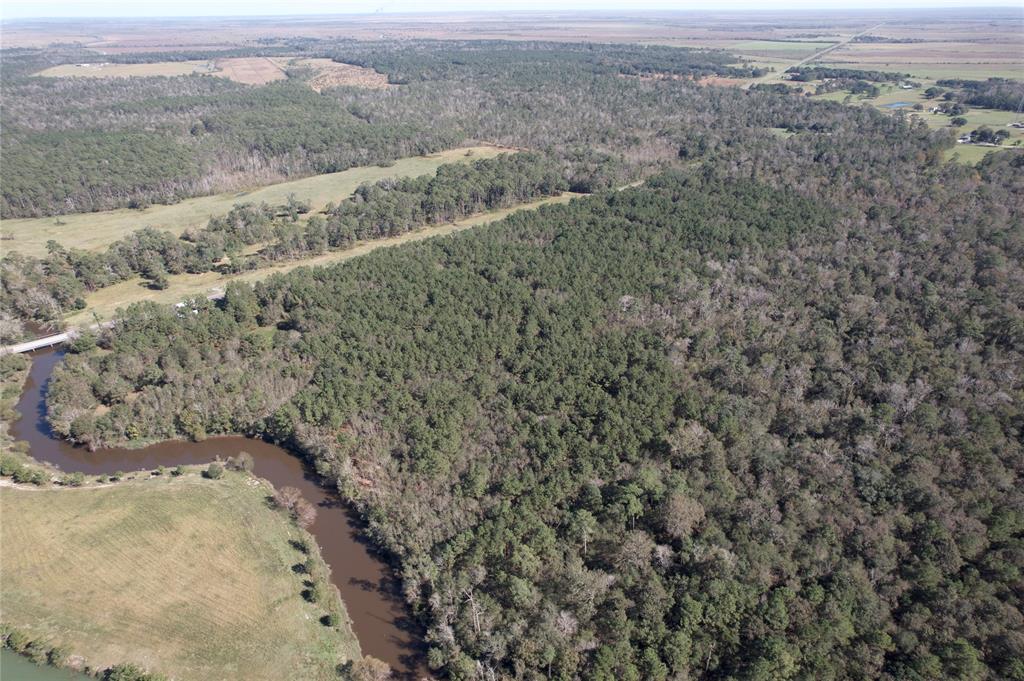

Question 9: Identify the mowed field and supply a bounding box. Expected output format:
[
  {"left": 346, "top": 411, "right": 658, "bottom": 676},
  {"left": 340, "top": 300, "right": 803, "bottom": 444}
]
[
  {"left": 1, "top": 146, "right": 507, "bottom": 258},
  {"left": 0, "top": 472, "right": 358, "bottom": 680},
  {"left": 63, "top": 191, "right": 582, "bottom": 326}
]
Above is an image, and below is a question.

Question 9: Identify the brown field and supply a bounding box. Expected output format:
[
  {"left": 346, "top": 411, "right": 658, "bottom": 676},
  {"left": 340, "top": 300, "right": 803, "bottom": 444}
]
[
  {"left": 274, "top": 57, "right": 392, "bottom": 91},
  {"left": 213, "top": 56, "right": 286, "bottom": 85}
]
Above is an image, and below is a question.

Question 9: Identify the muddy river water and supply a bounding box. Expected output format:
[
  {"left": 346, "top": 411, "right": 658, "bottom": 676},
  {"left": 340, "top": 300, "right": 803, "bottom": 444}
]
[{"left": 10, "top": 349, "right": 424, "bottom": 677}]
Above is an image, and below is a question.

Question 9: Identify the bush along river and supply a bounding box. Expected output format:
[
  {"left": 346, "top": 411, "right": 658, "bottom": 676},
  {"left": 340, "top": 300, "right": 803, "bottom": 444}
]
[{"left": 10, "top": 348, "right": 425, "bottom": 677}]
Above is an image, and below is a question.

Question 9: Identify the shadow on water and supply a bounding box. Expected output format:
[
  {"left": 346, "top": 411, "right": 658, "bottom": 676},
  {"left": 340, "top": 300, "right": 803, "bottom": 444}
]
[{"left": 10, "top": 348, "right": 429, "bottom": 679}]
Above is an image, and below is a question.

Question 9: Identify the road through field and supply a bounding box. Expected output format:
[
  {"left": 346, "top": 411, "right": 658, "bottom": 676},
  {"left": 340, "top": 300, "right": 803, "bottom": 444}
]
[{"left": 750, "top": 23, "right": 885, "bottom": 86}]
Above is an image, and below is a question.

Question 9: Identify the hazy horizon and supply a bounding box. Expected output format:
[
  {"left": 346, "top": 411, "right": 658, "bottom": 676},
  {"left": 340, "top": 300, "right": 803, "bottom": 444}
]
[{"left": 3, "top": 0, "right": 1021, "bottom": 20}]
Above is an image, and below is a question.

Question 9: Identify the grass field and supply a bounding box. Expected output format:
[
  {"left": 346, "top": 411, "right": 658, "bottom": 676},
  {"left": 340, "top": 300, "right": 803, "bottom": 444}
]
[
  {"left": 0, "top": 472, "right": 358, "bottom": 680},
  {"left": 35, "top": 61, "right": 215, "bottom": 78},
  {"left": 1, "top": 146, "right": 507, "bottom": 258},
  {"left": 730, "top": 40, "right": 836, "bottom": 59},
  {"left": 64, "top": 192, "right": 581, "bottom": 326}
]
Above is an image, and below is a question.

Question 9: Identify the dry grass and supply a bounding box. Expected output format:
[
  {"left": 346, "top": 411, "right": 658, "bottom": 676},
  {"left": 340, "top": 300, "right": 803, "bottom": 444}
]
[
  {"left": 213, "top": 57, "right": 286, "bottom": 85},
  {"left": 277, "top": 58, "right": 392, "bottom": 92},
  {"left": 1, "top": 146, "right": 507, "bottom": 258},
  {"left": 63, "top": 192, "right": 581, "bottom": 326},
  {"left": 35, "top": 61, "right": 215, "bottom": 78},
  {"left": 0, "top": 472, "right": 358, "bottom": 680}
]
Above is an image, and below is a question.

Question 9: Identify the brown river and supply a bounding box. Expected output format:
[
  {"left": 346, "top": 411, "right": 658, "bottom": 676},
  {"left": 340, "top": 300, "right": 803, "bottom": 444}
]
[{"left": 11, "top": 349, "right": 425, "bottom": 677}]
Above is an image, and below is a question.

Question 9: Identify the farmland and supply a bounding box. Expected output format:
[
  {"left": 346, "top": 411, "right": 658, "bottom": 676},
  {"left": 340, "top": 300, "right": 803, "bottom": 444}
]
[
  {"left": 1, "top": 146, "right": 506, "bottom": 258},
  {"left": 0, "top": 471, "right": 358, "bottom": 680}
]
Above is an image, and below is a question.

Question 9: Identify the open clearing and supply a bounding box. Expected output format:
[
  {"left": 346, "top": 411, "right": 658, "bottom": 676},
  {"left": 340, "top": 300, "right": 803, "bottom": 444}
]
[
  {"left": 64, "top": 192, "right": 581, "bottom": 326},
  {"left": 273, "top": 58, "right": 392, "bottom": 91},
  {"left": 35, "top": 60, "right": 215, "bottom": 78},
  {"left": 213, "top": 56, "right": 287, "bottom": 85},
  {"left": 0, "top": 472, "right": 357, "bottom": 680},
  {"left": 1, "top": 146, "right": 507, "bottom": 258}
]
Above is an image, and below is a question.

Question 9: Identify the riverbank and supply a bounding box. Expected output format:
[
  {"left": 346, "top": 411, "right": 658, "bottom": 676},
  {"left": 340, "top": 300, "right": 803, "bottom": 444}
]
[
  {"left": 1, "top": 464, "right": 357, "bottom": 680},
  {"left": 7, "top": 348, "right": 425, "bottom": 676}
]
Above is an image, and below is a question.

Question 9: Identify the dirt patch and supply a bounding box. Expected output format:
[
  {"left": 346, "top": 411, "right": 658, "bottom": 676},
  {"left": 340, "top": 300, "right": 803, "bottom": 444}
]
[
  {"left": 213, "top": 57, "right": 287, "bottom": 85},
  {"left": 288, "top": 58, "right": 392, "bottom": 92},
  {"left": 697, "top": 76, "right": 748, "bottom": 87}
]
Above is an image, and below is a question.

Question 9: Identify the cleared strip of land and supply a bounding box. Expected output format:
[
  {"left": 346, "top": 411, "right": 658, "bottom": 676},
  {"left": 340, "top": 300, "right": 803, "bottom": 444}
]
[
  {"left": 34, "top": 61, "right": 215, "bottom": 78},
  {"left": 1, "top": 146, "right": 507, "bottom": 258},
  {"left": 0, "top": 472, "right": 357, "bottom": 680},
  {"left": 64, "top": 192, "right": 581, "bottom": 326}
]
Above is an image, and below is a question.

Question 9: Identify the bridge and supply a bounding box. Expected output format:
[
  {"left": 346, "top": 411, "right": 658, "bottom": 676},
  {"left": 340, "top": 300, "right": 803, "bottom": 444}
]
[
  {"left": 2, "top": 290, "right": 226, "bottom": 356},
  {"left": 3, "top": 331, "right": 76, "bottom": 355}
]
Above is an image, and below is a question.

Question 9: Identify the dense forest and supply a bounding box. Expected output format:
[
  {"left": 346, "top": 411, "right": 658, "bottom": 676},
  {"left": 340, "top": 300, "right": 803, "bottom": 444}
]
[
  {"left": 44, "top": 88, "right": 1024, "bottom": 681},
  {"left": 0, "top": 40, "right": 761, "bottom": 217}
]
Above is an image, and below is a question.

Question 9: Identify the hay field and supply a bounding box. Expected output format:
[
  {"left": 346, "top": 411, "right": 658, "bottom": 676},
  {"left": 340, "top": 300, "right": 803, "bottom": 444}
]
[
  {"left": 1, "top": 146, "right": 507, "bottom": 258},
  {"left": 35, "top": 61, "right": 215, "bottom": 78},
  {"left": 0, "top": 472, "right": 358, "bottom": 680},
  {"left": 63, "top": 192, "right": 582, "bottom": 326}
]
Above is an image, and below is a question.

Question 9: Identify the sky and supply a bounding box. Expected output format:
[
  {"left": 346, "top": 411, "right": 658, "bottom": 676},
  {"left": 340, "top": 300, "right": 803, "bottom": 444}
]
[{"left": 1, "top": 0, "right": 1020, "bottom": 19}]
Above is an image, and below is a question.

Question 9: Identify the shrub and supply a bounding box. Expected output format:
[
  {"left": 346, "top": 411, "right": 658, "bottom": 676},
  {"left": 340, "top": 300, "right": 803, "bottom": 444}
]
[
  {"left": 0, "top": 454, "right": 25, "bottom": 478},
  {"left": 48, "top": 645, "right": 70, "bottom": 667},
  {"left": 171, "top": 465, "right": 186, "bottom": 477},
  {"left": 203, "top": 462, "right": 224, "bottom": 479},
  {"left": 227, "top": 451, "right": 254, "bottom": 472},
  {"left": 62, "top": 472, "right": 86, "bottom": 487},
  {"left": 5, "top": 628, "right": 30, "bottom": 652},
  {"left": 25, "top": 639, "right": 49, "bottom": 664}
]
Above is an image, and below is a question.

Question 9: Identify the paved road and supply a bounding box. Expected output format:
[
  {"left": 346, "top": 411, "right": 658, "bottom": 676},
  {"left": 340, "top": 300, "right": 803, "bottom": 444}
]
[{"left": 750, "top": 23, "right": 885, "bottom": 87}]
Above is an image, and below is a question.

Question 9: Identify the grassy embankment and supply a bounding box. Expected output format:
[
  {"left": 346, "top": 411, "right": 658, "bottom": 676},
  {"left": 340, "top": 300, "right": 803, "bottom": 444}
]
[
  {"left": 1, "top": 145, "right": 506, "bottom": 258},
  {"left": 1, "top": 470, "right": 358, "bottom": 680},
  {"left": 63, "top": 191, "right": 581, "bottom": 326}
]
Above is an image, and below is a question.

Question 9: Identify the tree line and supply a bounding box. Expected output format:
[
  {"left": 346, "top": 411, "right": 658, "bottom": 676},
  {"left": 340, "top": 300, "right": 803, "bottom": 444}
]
[{"left": 0, "top": 152, "right": 569, "bottom": 327}]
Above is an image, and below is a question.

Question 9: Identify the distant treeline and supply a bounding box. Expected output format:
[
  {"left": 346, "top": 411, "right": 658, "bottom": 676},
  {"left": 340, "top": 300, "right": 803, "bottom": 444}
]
[
  {"left": 852, "top": 35, "right": 925, "bottom": 43},
  {"left": 935, "top": 78, "right": 1024, "bottom": 112},
  {"left": 786, "top": 66, "right": 910, "bottom": 83},
  {"left": 1, "top": 39, "right": 766, "bottom": 218}
]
